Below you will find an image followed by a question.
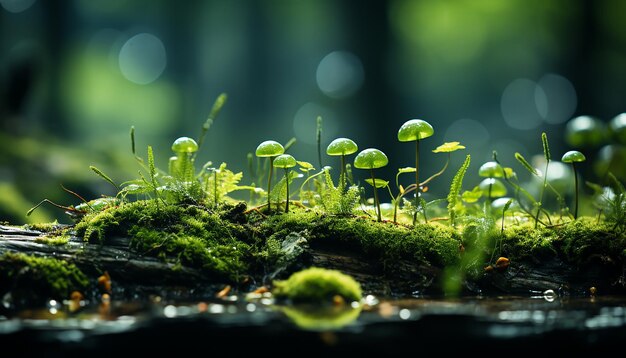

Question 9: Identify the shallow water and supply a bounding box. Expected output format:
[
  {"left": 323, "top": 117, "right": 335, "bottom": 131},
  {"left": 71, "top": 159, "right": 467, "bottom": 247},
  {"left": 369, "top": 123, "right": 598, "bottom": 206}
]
[{"left": 2, "top": 293, "right": 625, "bottom": 355}]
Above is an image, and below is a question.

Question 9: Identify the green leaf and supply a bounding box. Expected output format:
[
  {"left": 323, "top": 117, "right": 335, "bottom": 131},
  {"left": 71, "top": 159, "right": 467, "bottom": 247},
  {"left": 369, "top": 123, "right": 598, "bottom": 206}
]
[
  {"left": 433, "top": 141, "right": 465, "bottom": 153},
  {"left": 447, "top": 154, "right": 470, "bottom": 225},
  {"left": 461, "top": 186, "right": 483, "bottom": 203},
  {"left": 297, "top": 161, "right": 314, "bottom": 170},
  {"left": 398, "top": 167, "right": 416, "bottom": 174},
  {"left": 90, "top": 166, "right": 119, "bottom": 190},
  {"left": 365, "top": 178, "right": 389, "bottom": 188}
]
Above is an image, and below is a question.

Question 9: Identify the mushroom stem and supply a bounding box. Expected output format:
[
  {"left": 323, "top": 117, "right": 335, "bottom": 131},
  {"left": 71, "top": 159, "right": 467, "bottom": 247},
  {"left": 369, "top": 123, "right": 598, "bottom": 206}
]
[
  {"left": 267, "top": 158, "right": 274, "bottom": 212},
  {"left": 284, "top": 167, "right": 290, "bottom": 213},
  {"left": 340, "top": 154, "right": 346, "bottom": 193},
  {"left": 371, "top": 168, "right": 381, "bottom": 222},
  {"left": 572, "top": 162, "right": 579, "bottom": 219},
  {"left": 414, "top": 139, "right": 420, "bottom": 225}
]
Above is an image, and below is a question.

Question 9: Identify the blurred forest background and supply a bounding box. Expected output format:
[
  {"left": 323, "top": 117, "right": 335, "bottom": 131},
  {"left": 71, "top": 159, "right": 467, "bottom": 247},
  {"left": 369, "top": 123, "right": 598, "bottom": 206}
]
[{"left": 2, "top": 0, "right": 626, "bottom": 224}]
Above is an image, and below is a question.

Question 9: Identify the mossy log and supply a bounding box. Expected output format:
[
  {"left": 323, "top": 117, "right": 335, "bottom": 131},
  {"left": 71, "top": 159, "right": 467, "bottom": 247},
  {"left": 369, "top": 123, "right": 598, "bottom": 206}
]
[{"left": 1, "top": 223, "right": 624, "bottom": 304}]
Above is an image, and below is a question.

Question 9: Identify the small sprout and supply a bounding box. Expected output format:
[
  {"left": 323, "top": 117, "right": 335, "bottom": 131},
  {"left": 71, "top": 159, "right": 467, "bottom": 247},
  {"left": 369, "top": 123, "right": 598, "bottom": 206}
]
[
  {"left": 479, "top": 178, "right": 507, "bottom": 199},
  {"left": 398, "top": 119, "right": 434, "bottom": 225},
  {"left": 256, "top": 140, "right": 285, "bottom": 211},
  {"left": 354, "top": 148, "right": 388, "bottom": 222},
  {"left": 326, "top": 137, "right": 358, "bottom": 192},
  {"left": 561, "top": 150, "right": 586, "bottom": 219},
  {"left": 273, "top": 154, "right": 297, "bottom": 212}
]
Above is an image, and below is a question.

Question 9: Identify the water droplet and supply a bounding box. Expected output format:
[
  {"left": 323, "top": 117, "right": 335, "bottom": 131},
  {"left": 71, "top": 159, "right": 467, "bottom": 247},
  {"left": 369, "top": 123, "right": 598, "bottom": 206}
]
[
  {"left": 245, "top": 303, "right": 256, "bottom": 312},
  {"left": 543, "top": 289, "right": 557, "bottom": 302},
  {"left": 399, "top": 309, "right": 411, "bottom": 320},
  {"left": 163, "top": 305, "right": 177, "bottom": 318},
  {"left": 209, "top": 304, "right": 225, "bottom": 314}
]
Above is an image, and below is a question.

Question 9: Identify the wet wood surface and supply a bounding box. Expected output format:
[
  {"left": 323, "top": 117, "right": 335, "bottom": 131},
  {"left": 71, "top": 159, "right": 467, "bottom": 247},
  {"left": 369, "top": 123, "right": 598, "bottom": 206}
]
[{"left": 1, "top": 225, "right": 624, "bottom": 297}]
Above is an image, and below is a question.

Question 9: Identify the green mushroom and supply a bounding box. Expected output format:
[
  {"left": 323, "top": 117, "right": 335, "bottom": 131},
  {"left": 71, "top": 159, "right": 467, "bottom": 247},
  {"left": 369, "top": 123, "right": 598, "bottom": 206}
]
[
  {"left": 561, "top": 150, "right": 586, "bottom": 219},
  {"left": 610, "top": 113, "right": 626, "bottom": 144},
  {"left": 256, "top": 140, "right": 285, "bottom": 212},
  {"left": 326, "top": 137, "right": 358, "bottom": 192},
  {"left": 479, "top": 178, "right": 507, "bottom": 199},
  {"left": 398, "top": 119, "right": 434, "bottom": 225},
  {"left": 273, "top": 154, "right": 297, "bottom": 212},
  {"left": 565, "top": 116, "right": 605, "bottom": 148},
  {"left": 171, "top": 137, "right": 199, "bottom": 182},
  {"left": 478, "top": 161, "right": 505, "bottom": 203},
  {"left": 354, "top": 148, "right": 389, "bottom": 222}
]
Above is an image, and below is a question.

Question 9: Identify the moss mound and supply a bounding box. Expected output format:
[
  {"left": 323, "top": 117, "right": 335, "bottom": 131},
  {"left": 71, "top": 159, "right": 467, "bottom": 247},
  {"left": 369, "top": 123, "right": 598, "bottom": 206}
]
[
  {"left": 0, "top": 252, "right": 88, "bottom": 303},
  {"left": 273, "top": 267, "right": 362, "bottom": 303}
]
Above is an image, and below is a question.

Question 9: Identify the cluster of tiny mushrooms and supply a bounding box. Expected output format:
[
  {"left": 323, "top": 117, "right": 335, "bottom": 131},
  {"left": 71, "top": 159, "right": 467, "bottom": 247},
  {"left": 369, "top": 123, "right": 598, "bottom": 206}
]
[{"left": 253, "top": 118, "right": 587, "bottom": 223}]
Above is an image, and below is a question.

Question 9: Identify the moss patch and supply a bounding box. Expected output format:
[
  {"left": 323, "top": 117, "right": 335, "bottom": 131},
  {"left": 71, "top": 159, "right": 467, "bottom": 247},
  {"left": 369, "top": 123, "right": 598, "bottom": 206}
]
[
  {"left": 259, "top": 210, "right": 462, "bottom": 267},
  {"left": 73, "top": 201, "right": 256, "bottom": 281},
  {"left": 0, "top": 252, "right": 88, "bottom": 303},
  {"left": 273, "top": 267, "right": 362, "bottom": 303}
]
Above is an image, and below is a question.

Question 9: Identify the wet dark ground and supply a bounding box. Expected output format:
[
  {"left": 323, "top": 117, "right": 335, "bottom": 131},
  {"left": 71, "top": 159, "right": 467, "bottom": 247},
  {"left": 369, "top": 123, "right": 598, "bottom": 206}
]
[{"left": 1, "top": 293, "right": 625, "bottom": 356}]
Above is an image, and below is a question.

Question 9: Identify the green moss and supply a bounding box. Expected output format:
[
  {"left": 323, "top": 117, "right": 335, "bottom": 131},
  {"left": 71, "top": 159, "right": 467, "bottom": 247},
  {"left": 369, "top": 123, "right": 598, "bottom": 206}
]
[
  {"left": 273, "top": 267, "right": 362, "bottom": 303},
  {"left": 559, "top": 218, "right": 625, "bottom": 264},
  {"left": 35, "top": 235, "right": 70, "bottom": 246},
  {"left": 261, "top": 210, "right": 462, "bottom": 267},
  {"left": 74, "top": 201, "right": 252, "bottom": 281},
  {"left": 24, "top": 221, "right": 62, "bottom": 232},
  {"left": 0, "top": 252, "right": 88, "bottom": 301},
  {"left": 501, "top": 222, "right": 559, "bottom": 261}
]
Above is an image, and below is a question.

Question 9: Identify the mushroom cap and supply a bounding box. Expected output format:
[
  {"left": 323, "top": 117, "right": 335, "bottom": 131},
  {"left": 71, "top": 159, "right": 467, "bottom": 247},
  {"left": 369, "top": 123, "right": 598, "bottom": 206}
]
[
  {"left": 255, "top": 140, "right": 285, "bottom": 157},
  {"left": 478, "top": 161, "right": 504, "bottom": 178},
  {"left": 561, "top": 150, "right": 586, "bottom": 163},
  {"left": 353, "top": 148, "right": 388, "bottom": 169},
  {"left": 491, "top": 197, "right": 518, "bottom": 211},
  {"left": 397, "top": 119, "right": 434, "bottom": 142},
  {"left": 479, "top": 178, "right": 507, "bottom": 198},
  {"left": 565, "top": 116, "right": 605, "bottom": 147},
  {"left": 273, "top": 154, "right": 297, "bottom": 168},
  {"left": 326, "top": 138, "right": 358, "bottom": 156},
  {"left": 171, "top": 137, "right": 199, "bottom": 153},
  {"left": 610, "top": 113, "right": 626, "bottom": 144}
]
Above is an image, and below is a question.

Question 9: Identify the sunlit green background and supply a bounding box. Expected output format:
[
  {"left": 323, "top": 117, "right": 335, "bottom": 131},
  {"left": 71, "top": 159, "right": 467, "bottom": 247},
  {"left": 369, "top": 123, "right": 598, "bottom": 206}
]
[{"left": 2, "top": 0, "right": 626, "bottom": 224}]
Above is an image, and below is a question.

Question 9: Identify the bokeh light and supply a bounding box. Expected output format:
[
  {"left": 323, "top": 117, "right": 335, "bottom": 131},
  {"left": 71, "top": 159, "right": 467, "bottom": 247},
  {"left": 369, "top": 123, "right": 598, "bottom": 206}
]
[
  {"left": 316, "top": 51, "right": 364, "bottom": 99},
  {"left": 537, "top": 73, "right": 577, "bottom": 124},
  {"left": 501, "top": 78, "right": 543, "bottom": 130},
  {"left": 293, "top": 102, "right": 338, "bottom": 145},
  {"left": 118, "top": 33, "right": 167, "bottom": 85},
  {"left": 0, "top": 0, "right": 36, "bottom": 13}
]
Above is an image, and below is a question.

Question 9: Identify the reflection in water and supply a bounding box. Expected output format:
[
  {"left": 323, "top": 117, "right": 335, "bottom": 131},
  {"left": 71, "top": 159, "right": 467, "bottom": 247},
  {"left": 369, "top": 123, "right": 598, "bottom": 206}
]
[
  {"left": 277, "top": 304, "right": 361, "bottom": 331},
  {"left": 1, "top": 295, "right": 625, "bottom": 349}
]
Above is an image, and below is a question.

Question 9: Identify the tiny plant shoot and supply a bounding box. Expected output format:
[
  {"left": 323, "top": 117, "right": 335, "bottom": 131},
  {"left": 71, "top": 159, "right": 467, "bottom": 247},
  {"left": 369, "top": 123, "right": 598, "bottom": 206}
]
[
  {"left": 256, "top": 140, "right": 285, "bottom": 212},
  {"left": 397, "top": 119, "right": 434, "bottom": 225}
]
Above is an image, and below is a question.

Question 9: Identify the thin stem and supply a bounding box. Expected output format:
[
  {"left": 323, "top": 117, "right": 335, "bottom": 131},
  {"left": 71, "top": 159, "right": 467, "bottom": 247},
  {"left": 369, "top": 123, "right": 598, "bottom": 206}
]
[
  {"left": 340, "top": 154, "right": 346, "bottom": 193},
  {"left": 267, "top": 158, "right": 273, "bottom": 212},
  {"left": 285, "top": 168, "right": 290, "bottom": 213},
  {"left": 573, "top": 163, "right": 579, "bottom": 219},
  {"left": 414, "top": 140, "right": 420, "bottom": 225},
  {"left": 371, "top": 168, "right": 381, "bottom": 222},
  {"left": 214, "top": 170, "right": 218, "bottom": 206},
  {"left": 534, "top": 159, "right": 549, "bottom": 228}
]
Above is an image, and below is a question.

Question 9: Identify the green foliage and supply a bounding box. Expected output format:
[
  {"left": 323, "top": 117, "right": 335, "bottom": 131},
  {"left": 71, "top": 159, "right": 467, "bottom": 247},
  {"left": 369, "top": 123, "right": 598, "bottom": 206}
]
[
  {"left": 273, "top": 267, "right": 362, "bottom": 303},
  {"left": 600, "top": 173, "right": 626, "bottom": 232},
  {"left": 319, "top": 169, "right": 360, "bottom": 215},
  {"left": 448, "top": 154, "right": 470, "bottom": 226}
]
